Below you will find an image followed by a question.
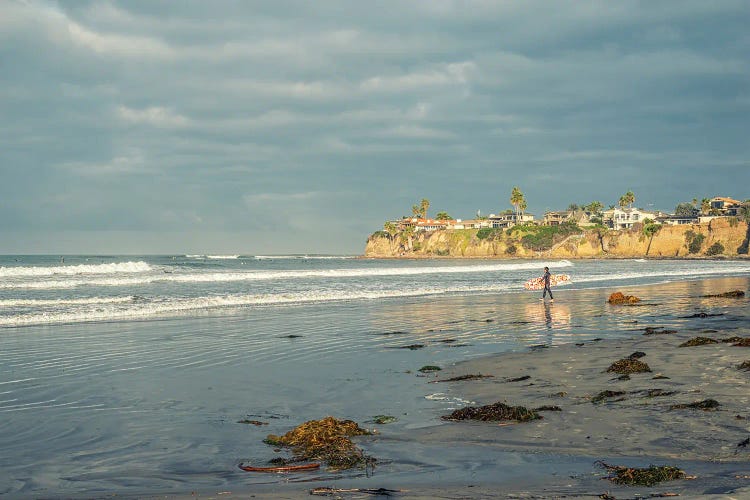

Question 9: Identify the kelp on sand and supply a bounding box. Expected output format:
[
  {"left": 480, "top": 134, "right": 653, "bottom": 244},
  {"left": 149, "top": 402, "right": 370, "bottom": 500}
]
[
  {"left": 442, "top": 402, "right": 541, "bottom": 422},
  {"left": 263, "top": 416, "right": 373, "bottom": 470},
  {"left": 597, "top": 461, "right": 686, "bottom": 486}
]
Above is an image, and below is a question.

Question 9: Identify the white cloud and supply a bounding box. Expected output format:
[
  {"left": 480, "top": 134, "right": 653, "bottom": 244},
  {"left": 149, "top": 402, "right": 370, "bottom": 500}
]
[
  {"left": 117, "top": 106, "right": 190, "bottom": 128},
  {"left": 360, "top": 62, "right": 477, "bottom": 92}
]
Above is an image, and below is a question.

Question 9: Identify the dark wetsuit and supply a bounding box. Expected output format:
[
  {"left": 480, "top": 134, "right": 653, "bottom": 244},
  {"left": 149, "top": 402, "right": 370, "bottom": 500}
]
[{"left": 542, "top": 270, "right": 553, "bottom": 299}]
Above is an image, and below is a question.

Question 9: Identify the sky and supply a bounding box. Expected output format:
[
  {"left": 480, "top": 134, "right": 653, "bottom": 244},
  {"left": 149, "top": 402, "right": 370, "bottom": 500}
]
[{"left": 1, "top": 0, "right": 749, "bottom": 254}]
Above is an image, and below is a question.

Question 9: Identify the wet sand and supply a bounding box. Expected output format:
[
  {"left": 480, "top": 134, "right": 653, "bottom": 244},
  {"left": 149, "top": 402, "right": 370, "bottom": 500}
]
[{"left": 141, "top": 278, "right": 750, "bottom": 499}]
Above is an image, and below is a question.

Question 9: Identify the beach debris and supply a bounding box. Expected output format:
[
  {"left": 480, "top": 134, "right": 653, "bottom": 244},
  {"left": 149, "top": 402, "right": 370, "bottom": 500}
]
[
  {"left": 439, "top": 338, "right": 457, "bottom": 343},
  {"left": 433, "top": 374, "right": 494, "bottom": 383},
  {"left": 263, "top": 416, "right": 373, "bottom": 470},
  {"left": 629, "top": 351, "right": 646, "bottom": 359},
  {"left": 311, "top": 487, "right": 403, "bottom": 496},
  {"left": 679, "top": 336, "right": 719, "bottom": 347},
  {"left": 237, "top": 419, "right": 268, "bottom": 426},
  {"left": 639, "top": 389, "right": 677, "bottom": 398},
  {"left": 608, "top": 292, "right": 641, "bottom": 305},
  {"left": 505, "top": 375, "right": 531, "bottom": 382},
  {"left": 669, "top": 399, "right": 720, "bottom": 411},
  {"left": 530, "top": 344, "right": 549, "bottom": 350},
  {"left": 738, "top": 361, "right": 750, "bottom": 371},
  {"left": 683, "top": 312, "right": 723, "bottom": 318},
  {"left": 388, "top": 344, "right": 425, "bottom": 350},
  {"left": 643, "top": 327, "right": 678, "bottom": 335},
  {"left": 280, "top": 334, "right": 303, "bottom": 339},
  {"left": 652, "top": 374, "right": 670, "bottom": 380},
  {"left": 534, "top": 405, "right": 562, "bottom": 412},
  {"left": 720, "top": 336, "right": 743, "bottom": 343},
  {"left": 701, "top": 290, "right": 745, "bottom": 298},
  {"left": 596, "top": 461, "right": 686, "bottom": 486},
  {"left": 442, "top": 402, "right": 541, "bottom": 422},
  {"left": 418, "top": 365, "right": 441, "bottom": 373},
  {"left": 606, "top": 357, "right": 652, "bottom": 374},
  {"left": 369, "top": 415, "right": 397, "bottom": 425},
  {"left": 732, "top": 338, "right": 750, "bottom": 347},
  {"left": 592, "top": 390, "right": 627, "bottom": 404},
  {"left": 550, "top": 391, "right": 568, "bottom": 398},
  {"left": 238, "top": 462, "right": 319, "bottom": 473},
  {"left": 738, "top": 437, "right": 750, "bottom": 449}
]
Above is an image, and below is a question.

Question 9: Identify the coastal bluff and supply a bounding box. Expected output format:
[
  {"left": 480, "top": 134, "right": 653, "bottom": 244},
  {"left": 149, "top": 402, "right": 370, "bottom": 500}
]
[{"left": 364, "top": 218, "right": 750, "bottom": 259}]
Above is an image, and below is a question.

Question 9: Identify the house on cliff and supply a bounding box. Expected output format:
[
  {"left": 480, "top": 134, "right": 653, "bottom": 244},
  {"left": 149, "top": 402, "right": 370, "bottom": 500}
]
[
  {"left": 488, "top": 212, "right": 535, "bottom": 228},
  {"left": 710, "top": 196, "right": 743, "bottom": 216},
  {"left": 542, "top": 210, "right": 593, "bottom": 227},
  {"left": 603, "top": 207, "right": 658, "bottom": 230}
]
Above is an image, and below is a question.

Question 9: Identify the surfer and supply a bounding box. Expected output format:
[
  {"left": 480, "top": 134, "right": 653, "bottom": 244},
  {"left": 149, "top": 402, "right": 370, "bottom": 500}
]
[{"left": 541, "top": 266, "right": 554, "bottom": 302}]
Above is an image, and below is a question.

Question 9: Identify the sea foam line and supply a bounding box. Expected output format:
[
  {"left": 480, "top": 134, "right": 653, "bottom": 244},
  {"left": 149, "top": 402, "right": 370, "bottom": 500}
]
[
  {"left": 0, "top": 297, "right": 136, "bottom": 307},
  {"left": 0, "top": 262, "right": 151, "bottom": 278},
  {"left": 0, "top": 261, "right": 572, "bottom": 289},
  {"left": 0, "top": 285, "right": 517, "bottom": 327}
]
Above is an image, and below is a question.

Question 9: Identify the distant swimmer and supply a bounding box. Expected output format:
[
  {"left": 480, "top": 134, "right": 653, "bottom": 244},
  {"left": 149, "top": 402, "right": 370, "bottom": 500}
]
[{"left": 60, "top": 256, "right": 64, "bottom": 264}]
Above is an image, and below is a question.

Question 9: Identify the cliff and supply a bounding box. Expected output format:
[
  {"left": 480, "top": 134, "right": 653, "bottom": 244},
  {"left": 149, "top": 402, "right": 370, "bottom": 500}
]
[{"left": 364, "top": 218, "right": 750, "bottom": 259}]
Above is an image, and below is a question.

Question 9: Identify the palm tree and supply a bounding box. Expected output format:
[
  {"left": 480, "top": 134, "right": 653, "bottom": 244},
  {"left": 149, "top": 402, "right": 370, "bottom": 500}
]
[
  {"left": 435, "top": 211, "right": 452, "bottom": 220},
  {"left": 586, "top": 201, "right": 603, "bottom": 215},
  {"left": 412, "top": 204, "right": 420, "bottom": 217},
  {"left": 510, "top": 186, "right": 524, "bottom": 221},
  {"left": 419, "top": 198, "right": 430, "bottom": 219},
  {"left": 519, "top": 199, "right": 528, "bottom": 218},
  {"left": 625, "top": 191, "right": 635, "bottom": 208},
  {"left": 700, "top": 198, "right": 711, "bottom": 215},
  {"left": 618, "top": 195, "right": 628, "bottom": 209}
]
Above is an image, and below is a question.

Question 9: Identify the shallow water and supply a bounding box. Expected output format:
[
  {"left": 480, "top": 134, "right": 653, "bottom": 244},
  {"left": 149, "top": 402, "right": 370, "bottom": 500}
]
[{"left": 0, "top": 256, "right": 749, "bottom": 497}]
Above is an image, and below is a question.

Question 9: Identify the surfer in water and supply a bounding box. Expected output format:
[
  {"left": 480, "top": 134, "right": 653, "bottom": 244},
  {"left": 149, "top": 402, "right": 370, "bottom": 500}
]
[{"left": 542, "top": 266, "right": 554, "bottom": 302}]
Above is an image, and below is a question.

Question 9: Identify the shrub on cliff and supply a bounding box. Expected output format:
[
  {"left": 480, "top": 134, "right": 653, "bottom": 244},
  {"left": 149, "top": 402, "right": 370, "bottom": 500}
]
[
  {"left": 706, "top": 242, "right": 724, "bottom": 256},
  {"left": 518, "top": 222, "right": 581, "bottom": 251},
  {"left": 685, "top": 230, "right": 705, "bottom": 254}
]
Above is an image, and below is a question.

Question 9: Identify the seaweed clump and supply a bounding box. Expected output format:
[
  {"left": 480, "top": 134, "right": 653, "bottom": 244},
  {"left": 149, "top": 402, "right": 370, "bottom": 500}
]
[
  {"left": 669, "top": 399, "right": 720, "bottom": 411},
  {"left": 264, "top": 417, "right": 372, "bottom": 470},
  {"left": 591, "top": 390, "right": 627, "bottom": 404},
  {"left": 608, "top": 292, "right": 641, "bottom": 305},
  {"left": 679, "top": 337, "right": 719, "bottom": 347},
  {"left": 738, "top": 361, "right": 750, "bottom": 371},
  {"left": 597, "top": 461, "right": 685, "bottom": 486},
  {"left": 418, "top": 365, "right": 441, "bottom": 373},
  {"left": 733, "top": 338, "right": 750, "bottom": 347},
  {"left": 434, "top": 374, "right": 494, "bottom": 383},
  {"left": 606, "top": 356, "right": 652, "bottom": 374},
  {"left": 643, "top": 326, "right": 678, "bottom": 336},
  {"left": 702, "top": 290, "right": 745, "bottom": 298},
  {"left": 442, "top": 402, "right": 541, "bottom": 422}
]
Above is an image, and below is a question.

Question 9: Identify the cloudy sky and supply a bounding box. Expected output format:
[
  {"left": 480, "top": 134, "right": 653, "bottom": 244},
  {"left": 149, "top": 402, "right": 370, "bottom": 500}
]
[{"left": 1, "top": 1, "right": 748, "bottom": 254}]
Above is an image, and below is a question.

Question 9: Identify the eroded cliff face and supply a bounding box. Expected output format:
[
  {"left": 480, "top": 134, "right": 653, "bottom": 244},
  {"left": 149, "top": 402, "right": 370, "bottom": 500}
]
[{"left": 364, "top": 219, "right": 750, "bottom": 259}]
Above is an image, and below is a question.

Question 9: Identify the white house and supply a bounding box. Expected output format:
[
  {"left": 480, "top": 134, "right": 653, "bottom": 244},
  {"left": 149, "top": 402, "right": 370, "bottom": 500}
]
[{"left": 602, "top": 207, "right": 658, "bottom": 230}]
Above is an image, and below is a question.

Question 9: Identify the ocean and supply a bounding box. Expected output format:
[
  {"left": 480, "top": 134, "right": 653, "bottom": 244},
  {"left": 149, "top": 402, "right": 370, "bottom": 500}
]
[{"left": 2, "top": 255, "right": 750, "bottom": 496}]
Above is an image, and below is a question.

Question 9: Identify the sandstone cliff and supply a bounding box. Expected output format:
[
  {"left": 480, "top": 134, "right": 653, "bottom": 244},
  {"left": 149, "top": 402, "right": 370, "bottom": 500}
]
[{"left": 364, "top": 218, "right": 750, "bottom": 259}]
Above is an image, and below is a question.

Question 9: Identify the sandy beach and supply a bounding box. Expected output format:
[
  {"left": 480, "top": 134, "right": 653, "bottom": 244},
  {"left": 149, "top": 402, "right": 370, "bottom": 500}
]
[{"left": 136, "top": 277, "right": 750, "bottom": 499}]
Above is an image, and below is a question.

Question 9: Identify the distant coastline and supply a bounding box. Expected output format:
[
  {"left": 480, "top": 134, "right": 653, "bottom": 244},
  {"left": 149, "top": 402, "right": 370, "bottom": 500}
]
[{"left": 365, "top": 217, "right": 750, "bottom": 259}]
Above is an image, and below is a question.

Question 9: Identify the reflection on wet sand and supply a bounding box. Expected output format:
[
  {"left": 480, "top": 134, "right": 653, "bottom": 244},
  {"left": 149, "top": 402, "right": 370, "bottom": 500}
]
[{"left": 524, "top": 301, "right": 572, "bottom": 329}]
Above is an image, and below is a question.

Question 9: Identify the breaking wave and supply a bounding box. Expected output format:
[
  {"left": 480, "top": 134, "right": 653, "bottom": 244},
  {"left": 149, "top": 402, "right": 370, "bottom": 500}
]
[{"left": 0, "top": 262, "right": 151, "bottom": 278}]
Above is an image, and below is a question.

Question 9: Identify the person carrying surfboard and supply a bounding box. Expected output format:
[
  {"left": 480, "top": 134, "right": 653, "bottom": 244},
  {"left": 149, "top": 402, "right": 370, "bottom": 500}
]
[{"left": 542, "top": 266, "right": 554, "bottom": 302}]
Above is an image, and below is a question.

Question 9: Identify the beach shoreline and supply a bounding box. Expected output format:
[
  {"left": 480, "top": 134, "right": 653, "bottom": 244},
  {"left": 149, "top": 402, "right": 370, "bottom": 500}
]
[{"left": 131, "top": 277, "right": 750, "bottom": 499}]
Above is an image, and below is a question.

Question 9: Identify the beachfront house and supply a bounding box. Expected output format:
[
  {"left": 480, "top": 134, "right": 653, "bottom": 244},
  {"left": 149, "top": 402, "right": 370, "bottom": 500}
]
[
  {"left": 709, "top": 196, "right": 742, "bottom": 216},
  {"left": 488, "top": 212, "right": 535, "bottom": 229},
  {"left": 657, "top": 214, "right": 699, "bottom": 226},
  {"left": 446, "top": 219, "right": 490, "bottom": 230},
  {"left": 602, "top": 207, "right": 658, "bottom": 230},
  {"left": 542, "top": 210, "right": 593, "bottom": 227},
  {"left": 398, "top": 218, "right": 449, "bottom": 232}
]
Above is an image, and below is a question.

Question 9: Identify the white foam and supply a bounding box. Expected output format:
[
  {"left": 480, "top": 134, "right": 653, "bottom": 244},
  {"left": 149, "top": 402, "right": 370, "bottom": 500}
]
[
  {"left": 205, "top": 255, "right": 240, "bottom": 259},
  {"left": 0, "top": 285, "right": 515, "bottom": 327},
  {"left": 0, "top": 261, "right": 573, "bottom": 289},
  {"left": 0, "top": 297, "right": 135, "bottom": 307},
  {"left": 0, "top": 262, "right": 151, "bottom": 278}
]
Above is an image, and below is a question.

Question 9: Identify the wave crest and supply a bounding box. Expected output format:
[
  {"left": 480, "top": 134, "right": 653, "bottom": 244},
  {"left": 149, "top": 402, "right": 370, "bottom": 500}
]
[{"left": 0, "top": 262, "right": 152, "bottom": 278}]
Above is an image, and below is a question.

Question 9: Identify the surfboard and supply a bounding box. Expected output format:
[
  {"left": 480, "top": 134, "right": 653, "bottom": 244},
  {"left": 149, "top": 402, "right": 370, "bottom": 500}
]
[{"left": 524, "top": 274, "right": 570, "bottom": 291}]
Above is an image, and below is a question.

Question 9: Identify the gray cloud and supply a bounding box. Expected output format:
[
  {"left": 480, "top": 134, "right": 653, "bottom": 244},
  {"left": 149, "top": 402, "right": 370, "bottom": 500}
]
[{"left": 1, "top": 0, "right": 748, "bottom": 254}]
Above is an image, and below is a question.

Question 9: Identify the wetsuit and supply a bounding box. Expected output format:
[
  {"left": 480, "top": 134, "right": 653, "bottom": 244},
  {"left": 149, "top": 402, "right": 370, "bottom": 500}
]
[{"left": 542, "top": 270, "right": 554, "bottom": 299}]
